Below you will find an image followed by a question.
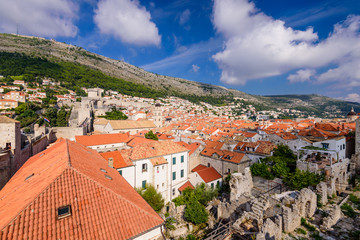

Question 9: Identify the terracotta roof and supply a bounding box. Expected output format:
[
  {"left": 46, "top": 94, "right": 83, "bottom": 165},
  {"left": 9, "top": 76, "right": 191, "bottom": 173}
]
[
  {"left": 75, "top": 133, "right": 130, "bottom": 146},
  {"left": 0, "top": 139, "right": 163, "bottom": 239},
  {"left": 192, "top": 164, "right": 208, "bottom": 172},
  {"left": 150, "top": 156, "right": 168, "bottom": 166},
  {"left": 100, "top": 151, "right": 133, "bottom": 168},
  {"left": 178, "top": 181, "right": 195, "bottom": 192},
  {"left": 127, "top": 136, "right": 155, "bottom": 147},
  {"left": 122, "top": 141, "right": 189, "bottom": 161},
  {"left": 192, "top": 165, "right": 222, "bottom": 183},
  {"left": 108, "top": 120, "right": 156, "bottom": 130},
  {"left": 0, "top": 116, "right": 19, "bottom": 123}
]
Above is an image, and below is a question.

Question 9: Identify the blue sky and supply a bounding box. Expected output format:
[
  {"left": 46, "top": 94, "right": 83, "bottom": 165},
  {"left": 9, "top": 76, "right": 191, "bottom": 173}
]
[{"left": 0, "top": 0, "right": 360, "bottom": 102}]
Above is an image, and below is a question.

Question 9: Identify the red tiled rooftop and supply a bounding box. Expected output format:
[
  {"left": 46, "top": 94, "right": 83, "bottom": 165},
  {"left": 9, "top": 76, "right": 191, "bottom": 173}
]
[
  {"left": 122, "top": 140, "right": 189, "bottom": 161},
  {"left": 75, "top": 132, "right": 130, "bottom": 146},
  {"left": 0, "top": 138, "right": 163, "bottom": 239},
  {"left": 100, "top": 151, "right": 133, "bottom": 168},
  {"left": 178, "top": 181, "right": 195, "bottom": 192},
  {"left": 192, "top": 165, "right": 222, "bottom": 183}
]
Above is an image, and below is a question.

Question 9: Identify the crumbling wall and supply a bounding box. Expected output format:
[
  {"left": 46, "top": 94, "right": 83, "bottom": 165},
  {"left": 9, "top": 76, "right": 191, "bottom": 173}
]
[
  {"left": 230, "top": 167, "right": 253, "bottom": 202},
  {"left": 283, "top": 205, "right": 301, "bottom": 233},
  {"left": 316, "top": 182, "right": 328, "bottom": 206},
  {"left": 325, "top": 159, "right": 350, "bottom": 192},
  {"left": 256, "top": 215, "right": 282, "bottom": 240},
  {"left": 281, "top": 188, "right": 316, "bottom": 233},
  {"left": 320, "top": 205, "right": 342, "bottom": 231}
]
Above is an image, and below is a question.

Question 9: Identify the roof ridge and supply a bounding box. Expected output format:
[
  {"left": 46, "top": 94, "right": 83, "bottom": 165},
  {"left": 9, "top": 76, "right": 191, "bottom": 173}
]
[{"left": 69, "top": 166, "right": 162, "bottom": 222}]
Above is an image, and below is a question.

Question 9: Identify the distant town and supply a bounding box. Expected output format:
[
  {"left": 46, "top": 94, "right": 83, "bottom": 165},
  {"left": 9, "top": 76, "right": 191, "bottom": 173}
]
[{"left": 0, "top": 76, "right": 360, "bottom": 239}]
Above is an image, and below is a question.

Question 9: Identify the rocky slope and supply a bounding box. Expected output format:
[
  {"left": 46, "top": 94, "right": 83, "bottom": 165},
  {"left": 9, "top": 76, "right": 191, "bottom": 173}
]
[{"left": 0, "top": 33, "right": 359, "bottom": 116}]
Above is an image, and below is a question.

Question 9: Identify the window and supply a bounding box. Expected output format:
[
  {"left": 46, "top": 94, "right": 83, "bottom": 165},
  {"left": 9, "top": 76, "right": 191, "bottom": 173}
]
[
  {"left": 207, "top": 163, "right": 210, "bottom": 167},
  {"left": 142, "top": 180, "right": 147, "bottom": 189},
  {"left": 211, "top": 183, "right": 214, "bottom": 189},
  {"left": 119, "top": 170, "right": 122, "bottom": 176},
  {"left": 181, "top": 155, "right": 184, "bottom": 163},
  {"left": 57, "top": 205, "right": 72, "bottom": 219},
  {"left": 321, "top": 143, "right": 329, "bottom": 149},
  {"left": 142, "top": 163, "right": 148, "bottom": 172},
  {"left": 181, "top": 170, "right": 184, "bottom": 178},
  {"left": 162, "top": 165, "right": 165, "bottom": 170},
  {"left": 157, "top": 184, "right": 159, "bottom": 189},
  {"left": 173, "top": 157, "right": 176, "bottom": 165},
  {"left": 343, "top": 144, "right": 345, "bottom": 149},
  {"left": 228, "top": 168, "right": 231, "bottom": 174},
  {"left": 162, "top": 183, "right": 165, "bottom": 187},
  {"left": 173, "top": 172, "right": 176, "bottom": 180},
  {"left": 172, "top": 188, "right": 176, "bottom": 196}
]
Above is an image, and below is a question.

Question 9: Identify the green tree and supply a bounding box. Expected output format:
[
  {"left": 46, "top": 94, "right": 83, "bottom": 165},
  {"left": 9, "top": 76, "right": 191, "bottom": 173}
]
[
  {"left": 283, "top": 169, "right": 323, "bottom": 190},
  {"left": 100, "top": 107, "right": 128, "bottom": 120},
  {"left": 272, "top": 161, "right": 290, "bottom": 178},
  {"left": 184, "top": 199, "right": 208, "bottom": 224},
  {"left": 250, "top": 163, "right": 274, "bottom": 180},
  {"left": 145, "top": 130, "right": 158, "bottom": 140},
  {"left": 14, "top": 103, "right": 26, "bottom": 115},
  {"left": 136, "top": 185, "right": 164, "bottom": 213},
  {"left": 56, "top": 107, "right": 68, "bottom": 127},
  {"left": 44, "top": 108, "right": 57, "bottom": 126}
]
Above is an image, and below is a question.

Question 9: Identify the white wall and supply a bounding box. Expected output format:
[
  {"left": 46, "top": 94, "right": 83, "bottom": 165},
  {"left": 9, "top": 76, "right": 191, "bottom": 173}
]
[
  {"left": 313, "top": 138, "right": 346, "bottom": 160},
  {"left": 133, "top": 225, "right": 163, "bottom": 240},
  {"left": 117, "top": 165, "right": 135, "bottom": 187}
]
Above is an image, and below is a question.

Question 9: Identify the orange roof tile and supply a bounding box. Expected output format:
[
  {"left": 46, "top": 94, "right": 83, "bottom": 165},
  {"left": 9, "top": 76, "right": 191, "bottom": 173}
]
[
  {"left": 75, "top": 133, "right": 130, "bottom": 146},
  {"left": 100, "top": 151, "right": 133, "bottom": 168},
  {"left": 192, "top": 165, "right": 222, "bottom": 183},
  {"left": 0, "top": 139, "right": 163, "bottom": 239},
  {"left": 122, "top": 141, "right": 189, "bottom": 161},
  {"left": 127, "top": 136, "right": 155, "bottom": 147},
  {"left": 178, "top": 181, "right": 194, "bottom": 192},
  {"left": 150, "top": 156, "right": 168, "bottom": 166}
]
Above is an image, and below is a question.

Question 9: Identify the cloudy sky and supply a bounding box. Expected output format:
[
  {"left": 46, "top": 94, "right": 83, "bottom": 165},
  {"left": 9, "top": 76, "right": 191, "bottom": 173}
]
[{"left": 0, "top": 0, "right": 360, "bottom": 102}]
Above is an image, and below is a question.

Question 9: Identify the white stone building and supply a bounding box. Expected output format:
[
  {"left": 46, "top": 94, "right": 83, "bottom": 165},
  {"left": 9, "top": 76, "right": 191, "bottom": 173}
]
[{"left": 118, "top": 141, "right": 190, "bottom": 202}]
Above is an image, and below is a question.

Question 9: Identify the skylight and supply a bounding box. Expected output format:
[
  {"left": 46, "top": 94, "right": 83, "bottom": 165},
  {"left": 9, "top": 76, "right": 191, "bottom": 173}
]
[
  {"left": 105, "top": 175, "right": 112, "bottom": 180},
  {"left": 57, "top": 205, "right": 72, "bottom": 219},
  {"left": 100, "top": 168, "right": 107, "bottom": 173}
]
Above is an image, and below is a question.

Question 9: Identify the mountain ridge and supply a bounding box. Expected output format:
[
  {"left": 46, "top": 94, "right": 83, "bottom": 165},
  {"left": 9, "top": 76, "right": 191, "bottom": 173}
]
[{"left": 0, "top": 33, "right": 359, "bottom": 117}]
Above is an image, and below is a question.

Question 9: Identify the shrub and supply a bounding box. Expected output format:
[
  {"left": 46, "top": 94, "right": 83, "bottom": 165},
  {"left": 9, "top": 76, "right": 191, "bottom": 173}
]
[
  {"left": 136, "top": 184, "right": 164, "bottom": 212},
  {"left": 296, "top": 228, "right": 307, "bottom": 235},
  {"left": 341, "top": 203, "right": 356, "bottom": 218},
  {"left": 301, "top": 218, "right": 316, "bottom": 231},
  {"left": 250, "top": 163, "right": 274, "bottom": 180},
  {"left": 184, "top": 199, "right": 208, "bottom": 225}
]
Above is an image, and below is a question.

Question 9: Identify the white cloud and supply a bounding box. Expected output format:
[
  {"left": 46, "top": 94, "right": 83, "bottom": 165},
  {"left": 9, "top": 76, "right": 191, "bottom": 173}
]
[
  {"left": 192, "top": 64, "right": 200, "bottom": 72},
  {"left": 212, "top": 0, "right": 360, "bottom": 86},
  {"left": 287, "top": 69, "right": 316, "bottom": 83},
  {"left": 94, "top": 0, "right": 161, "bottom": 46},
  {"left": 343, "top": 93, "right": 360, "bottom": 103},
  {"left": 179, "top": 9, "right": 191, "bottom": 25},
  {"left": 0, "top": 0, "right": 78, "bottom": 37}
]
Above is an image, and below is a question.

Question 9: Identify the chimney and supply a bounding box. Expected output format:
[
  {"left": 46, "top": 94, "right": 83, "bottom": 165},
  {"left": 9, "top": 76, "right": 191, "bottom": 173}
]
[{"left": 108, "top": 157, "right": 113, "bottom": 168}]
